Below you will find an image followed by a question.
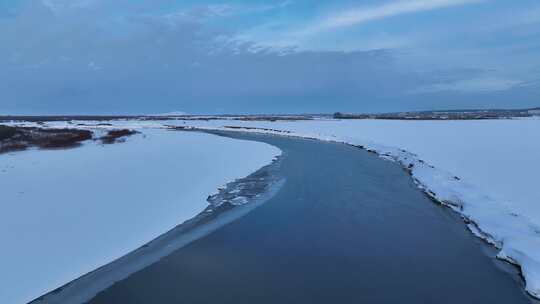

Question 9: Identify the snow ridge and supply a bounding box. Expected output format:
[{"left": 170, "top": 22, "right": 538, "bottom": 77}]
[{"left": 182, "top": 121, "right": 540, "bottom": 299}]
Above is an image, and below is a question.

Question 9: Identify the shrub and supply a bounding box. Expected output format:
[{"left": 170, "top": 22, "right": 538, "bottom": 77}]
[{"left": 0, "top": 125, "right": 17, "bottom": 140}]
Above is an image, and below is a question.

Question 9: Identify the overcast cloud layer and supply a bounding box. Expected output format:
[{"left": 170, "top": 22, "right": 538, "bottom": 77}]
[{"left": 1, "top": 0, "right": 539, "bottom": 114}]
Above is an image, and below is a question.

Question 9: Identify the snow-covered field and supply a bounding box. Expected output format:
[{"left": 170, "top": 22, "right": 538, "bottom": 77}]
[
  {"left": 0, "top": 129, "right": 280, "bottom": 304},
  {"left": 173, "top": 118, "right": 540, "bottom": 298},
  {"left": 3, "top": 117, "right": 540, "bottom": 300}
]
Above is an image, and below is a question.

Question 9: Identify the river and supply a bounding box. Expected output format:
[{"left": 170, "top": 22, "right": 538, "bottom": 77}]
[{"left": 88, "top": 132, "right": 533, "bottom": 303}]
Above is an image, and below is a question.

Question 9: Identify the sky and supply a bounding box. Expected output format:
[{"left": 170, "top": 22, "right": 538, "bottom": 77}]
[{"left": 1, "top": 0, "right": 540, "bottom": 115}]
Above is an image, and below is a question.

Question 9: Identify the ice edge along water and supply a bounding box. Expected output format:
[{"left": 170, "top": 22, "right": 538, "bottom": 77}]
[
  {"left": 180, "top": 122, "right": 540, "bottom": 300},
  {"left": 0, "top": 124, "right": 282, "bottom": 304},
  {"left": 31, "top": 163, "right": 286, "bottom": 304},
  {"left": 5, "top": 119, "right": 540, "bottom": 300}
]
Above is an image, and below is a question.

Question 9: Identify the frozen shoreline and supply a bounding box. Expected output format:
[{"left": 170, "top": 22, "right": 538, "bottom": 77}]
[
  {"left": 30, "top": 148, "right": 285, "bottom": 304},
  {"left": 4, "top": 118, "right": 539, "bottom": 300},
  {"left": 0, "top": 127, "right": 281, "bottom": 304},
  {"left": 90, "top": 129, "right": 534, "bottom": 304},
  {"left": 173, "top": 119, "right": 540, "bottom": 299}
]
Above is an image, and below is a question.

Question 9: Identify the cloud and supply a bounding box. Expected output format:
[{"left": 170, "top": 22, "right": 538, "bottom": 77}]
[
  {"left": 162, "top": 5, "right": 234, "bottom": 25},
  {"left": 87, "top": 61, "right": 102, "bottom": 71},
  {"left": 1, "top": 0, "right": 539, "bottom": 114},
  {"left": 517, "top": 6, "right": 540, "bottom": 25},
  {"left": 218, "top": 1, "right": 294, "bottom": 16},
  {"left": 298, "top": 0, "right": 485, "bottom": 36},
  {"left": 157, "top": 1, "right": 294, "bottom": 29},
  {"left": 167, "top": 1, "right": 293, "bottom": 23},
  {"left": 246, "top": 0, "right": 294, "bottom": 14},
  {"left": 0, "top": 1, "right": 415, "bottom": 114},
  {"left": 41, "top": 0, "right": 98, "bottom": 13},
  {"left": 238, "top": 0, "right": 486, "bottom": 51},
  {"left": 413, "top": 77, "right": 525, "bottom": 94}
]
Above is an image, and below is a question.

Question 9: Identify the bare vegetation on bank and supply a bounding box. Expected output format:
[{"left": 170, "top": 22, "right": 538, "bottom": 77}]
[
  {"left": 0, "top": 125, "right": 93, "bottom": 154},
  {"left": 99, "top": 129, "right": 139, "bottom": 144}
]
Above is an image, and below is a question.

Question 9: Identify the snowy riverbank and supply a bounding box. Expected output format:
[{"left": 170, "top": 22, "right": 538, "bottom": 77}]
[
  {"left": 173, "top": 118, "right": 540, "bottom": 299},
  {"left": 0, "top": 128, "right": 280, "bottom": 304},
  {"left": 4, "top": 117, "right": 539, "bottom": 300}
]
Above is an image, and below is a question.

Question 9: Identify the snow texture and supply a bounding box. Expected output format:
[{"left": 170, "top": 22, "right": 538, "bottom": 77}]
[{"left": 0, "top": 128, "right": 280, "bottom": 304}]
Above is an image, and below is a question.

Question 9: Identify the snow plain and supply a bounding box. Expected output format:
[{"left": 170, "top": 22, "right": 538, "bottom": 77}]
[
  {"left": 0, "top": 129, "right": 280, "bottom": 304},
  {"left": 176, "top": 118, "right": 540, "bottom": 298}
]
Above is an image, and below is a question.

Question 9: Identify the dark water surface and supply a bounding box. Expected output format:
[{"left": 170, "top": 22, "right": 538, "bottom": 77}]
[{"left": 90, "top": 133, "right": 533, "bottom": 304}]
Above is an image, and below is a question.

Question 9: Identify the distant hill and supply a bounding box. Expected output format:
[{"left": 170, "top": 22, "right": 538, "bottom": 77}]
[
  {"left": 334, "top": 106, "right": 540, "bottom": 120},
  {"left": 147, "top": 111, "right": 188, "bottom": 116}
]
